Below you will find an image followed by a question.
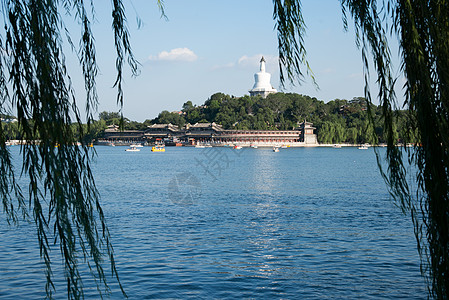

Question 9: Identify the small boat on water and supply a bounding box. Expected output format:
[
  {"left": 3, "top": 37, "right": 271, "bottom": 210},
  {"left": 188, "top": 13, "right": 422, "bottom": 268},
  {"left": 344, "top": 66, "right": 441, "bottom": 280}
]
[
  {"left": 130, "top": 143, "right": 143, "bottom": 148},
  {"left": 125, "top": 146, "right": 140, "bottom": 152},
  {"left": 358, "top": 145, "right": 369, "bottom": 150},
  {"left": 333, "top": 144, "right": 342, "bottom": 148},
  {"left": 234, "top": 145, "right": 243, "bottom": 150},
  {"left": 250, "top": 144, "right": 258, "bottom": 149},
  {"left": 273, "top": 147, "right": 280, "bottom": 152},
  {"left": 195, "top": 145, "right": 206, "bottom": 148},
  {"left": 151, "top": 145, "right": 165, "bottom": 152}
]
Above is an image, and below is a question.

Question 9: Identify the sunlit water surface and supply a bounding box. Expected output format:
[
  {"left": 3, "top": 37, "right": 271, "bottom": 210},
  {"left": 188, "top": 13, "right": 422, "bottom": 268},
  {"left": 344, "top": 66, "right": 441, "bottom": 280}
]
[{"left": 0, "top": 146, "right": 426, "bottom": 299}]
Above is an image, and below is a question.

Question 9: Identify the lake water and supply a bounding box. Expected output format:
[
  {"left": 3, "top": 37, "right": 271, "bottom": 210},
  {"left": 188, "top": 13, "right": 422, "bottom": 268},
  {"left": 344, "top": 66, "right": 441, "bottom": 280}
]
[{"left": 0, "top": 146, "right": 426, "bottom": 299}]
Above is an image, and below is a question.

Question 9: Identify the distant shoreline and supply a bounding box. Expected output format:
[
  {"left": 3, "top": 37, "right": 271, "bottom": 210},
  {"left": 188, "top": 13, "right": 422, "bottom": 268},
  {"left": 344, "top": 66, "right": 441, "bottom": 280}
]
[{"left": 93, "top": 140, "right": 391, "bottom": 148}]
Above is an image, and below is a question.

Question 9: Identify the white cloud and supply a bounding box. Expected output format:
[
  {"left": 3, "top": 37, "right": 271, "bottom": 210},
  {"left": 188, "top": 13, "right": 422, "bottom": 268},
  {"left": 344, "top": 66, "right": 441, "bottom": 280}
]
[{"left": 149, "top": 48, "right": 198, "bottom": 62}]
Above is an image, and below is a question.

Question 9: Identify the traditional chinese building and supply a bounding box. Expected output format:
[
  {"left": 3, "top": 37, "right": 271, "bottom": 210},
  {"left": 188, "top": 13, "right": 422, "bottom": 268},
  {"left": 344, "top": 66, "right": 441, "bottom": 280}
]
[
  {"left": 99, "top": 121, "right": 317, "bottom": 146},
  {"left": 101, "top": 124, "right": 144, "bottom": 144},
  {"left": 142, "top": 121, "right": 316, "bottom": 146},
  {"left": 144, "top": 123, "right": 181, "bottom": 140},
  {"left": 300, "top": 121, "right": 318, "bottom": 144}
]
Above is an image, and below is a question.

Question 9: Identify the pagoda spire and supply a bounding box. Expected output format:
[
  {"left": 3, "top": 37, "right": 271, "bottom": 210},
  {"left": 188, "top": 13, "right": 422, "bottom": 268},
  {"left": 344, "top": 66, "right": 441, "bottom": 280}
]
[{"left": 260, "top": 56, "right": 266, "bottom": 72}]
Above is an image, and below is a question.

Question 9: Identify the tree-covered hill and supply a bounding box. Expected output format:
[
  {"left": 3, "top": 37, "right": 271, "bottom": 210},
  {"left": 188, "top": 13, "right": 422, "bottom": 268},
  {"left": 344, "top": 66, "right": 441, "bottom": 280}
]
[
  {"left": 1, "top": 92, "right": 414, "bottom": 145},
  {"left": 151, "top": 92, "right": 414, "bottom": 145}
]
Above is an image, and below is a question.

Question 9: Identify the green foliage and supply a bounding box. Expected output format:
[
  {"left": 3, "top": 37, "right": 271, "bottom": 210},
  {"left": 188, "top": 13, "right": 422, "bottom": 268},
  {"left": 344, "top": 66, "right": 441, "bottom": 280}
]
[
  {"left": 3, "top": 92, "right": 410, "bottom": 148},
  {"left": 81, "top": 120, "right": 107, "bottom": 143},
  {"left": 0, "top": 0, "right": 144, "bottom": 298},
  {"left": 1, "top": 121, "right": 21, "bottom": 140},
  {"left": 153, "top": 110, "right": 186, "bottom": 128},
  {"left": 99, "top": 111, "right": 121, "bottom": 122},
  {"left": 182, "top": 100, "right": 194, "bottom": 111},
  {"left": 273, "top": 1, "right": 449, "bottom": 297},
  {"left": 273, "top": 0, "right": 315, "bottom": 87},
  {"left": 144, "top": 92, "right": 409, "bottom": 145}
]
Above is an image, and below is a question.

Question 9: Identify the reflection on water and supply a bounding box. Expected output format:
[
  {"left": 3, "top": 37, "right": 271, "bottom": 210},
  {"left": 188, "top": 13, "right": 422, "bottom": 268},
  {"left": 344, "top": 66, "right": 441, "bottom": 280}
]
[
  {"left": 0, "top": 146, "right": 426, "bottom": 299},
  {"left": 251, "top": 149, "right": 280, "bottom": 194}
]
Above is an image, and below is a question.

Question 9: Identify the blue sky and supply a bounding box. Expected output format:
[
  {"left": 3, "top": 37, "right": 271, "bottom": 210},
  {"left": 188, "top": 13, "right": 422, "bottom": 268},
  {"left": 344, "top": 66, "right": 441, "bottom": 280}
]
[{"left": 70, "top": 0, "right": 402, "bottom": 122}]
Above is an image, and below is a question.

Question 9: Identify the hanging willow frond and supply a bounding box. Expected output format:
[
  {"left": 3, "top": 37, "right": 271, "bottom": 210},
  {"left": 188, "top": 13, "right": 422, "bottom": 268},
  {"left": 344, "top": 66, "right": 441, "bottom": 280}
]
[
  {"left": 390, "top": 1, "right": 449, "bottom": 297},
  {"left": 273, "top": 0, "right": 449, "bottom": 298},
  {"left": 0, "top": 0, "right": 150, "bottom": 298},
  {"left": 273, "top": 0, "right": 316, "bottom": 88}
]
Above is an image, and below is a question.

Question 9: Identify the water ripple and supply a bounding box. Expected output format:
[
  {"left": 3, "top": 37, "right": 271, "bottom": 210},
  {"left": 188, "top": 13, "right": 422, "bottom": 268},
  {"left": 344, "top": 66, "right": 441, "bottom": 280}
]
[{"left": 0, "top": 147, "right": 426, "bottom": 299}]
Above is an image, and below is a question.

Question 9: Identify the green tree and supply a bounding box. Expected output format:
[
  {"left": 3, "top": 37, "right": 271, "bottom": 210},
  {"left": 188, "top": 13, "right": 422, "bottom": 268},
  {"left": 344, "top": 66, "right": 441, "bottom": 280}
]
[
  {"left": 317, "top": 121, "right": 334, "bottom": 144},
  {"left": 185, "top": 109, "right": 202, "bottom": 124},
  {"left": 154, "top": 110, "right": 186, "bottom": 128},
  {"left": 82, "top": 119, "right": 107, "bottom": 143},
  {"left": 204, "top": 99, "right": 220, "bottom": 121},
  {"left": 2, "top": 121, "right": 20, "bottom": 140},
  {"left": 182, "top": 100, "right": 194, "bottom": 112},
  {"left": 334, "top": 122, "right": 346, "bottom": 144},
  {"left": 99, "top": 111, "right": 121, "bottom": 122},
  {"left": 347, "top": 127, "right": 358, "bottom": 144}
]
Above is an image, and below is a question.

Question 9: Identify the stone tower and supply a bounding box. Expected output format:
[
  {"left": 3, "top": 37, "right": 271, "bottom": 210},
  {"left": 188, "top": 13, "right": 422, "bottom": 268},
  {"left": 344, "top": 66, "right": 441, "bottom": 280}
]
[{"left": 249, "top": 56, "right": 277, "bottom": 98}]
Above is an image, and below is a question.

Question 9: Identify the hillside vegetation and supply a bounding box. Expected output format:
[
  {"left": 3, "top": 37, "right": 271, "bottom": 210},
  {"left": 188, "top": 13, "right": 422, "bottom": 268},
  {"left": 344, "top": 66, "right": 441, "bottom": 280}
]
[
  {"left": 152, "top": 92, "right": 415, "bottom": 145},
  {"left": 2, "top": 93, "right": 415, "bottom": 145}
]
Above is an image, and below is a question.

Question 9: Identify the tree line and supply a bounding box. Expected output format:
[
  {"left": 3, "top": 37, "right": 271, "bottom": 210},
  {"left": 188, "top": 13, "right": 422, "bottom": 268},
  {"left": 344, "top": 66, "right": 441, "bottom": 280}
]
[
  {"left": 2, "top": 92, "right": 415, "bottom": 145},
  {"left": 149, "top": 92, "right": 416, "bottom": 145}
]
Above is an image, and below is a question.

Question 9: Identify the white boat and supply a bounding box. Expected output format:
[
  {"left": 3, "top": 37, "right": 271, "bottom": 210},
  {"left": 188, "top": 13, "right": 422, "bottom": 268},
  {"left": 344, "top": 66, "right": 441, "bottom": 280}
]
[
  {"left": 195, "top": 145, "right": 206, "bottom": 148},
  {"left": 125, "top": 146, "right": 140, "bottom": 152},
  {"left": 273, "top": 147, "right": 280, "bottom": 152},
  {"left": 333, "top": 144, "right": 342, "bottom": 148},
  {"left": 233, "top": 145, "right": 242, "bottom": 150},
  {"left": 250, "top": 144, "right": 258, "bottom": 149},
  {"left": 130, "top": 143, "right": 143, "bottom": 148},
  {"left": 358, "top": 145, "right": 369, "bottom": 150}
]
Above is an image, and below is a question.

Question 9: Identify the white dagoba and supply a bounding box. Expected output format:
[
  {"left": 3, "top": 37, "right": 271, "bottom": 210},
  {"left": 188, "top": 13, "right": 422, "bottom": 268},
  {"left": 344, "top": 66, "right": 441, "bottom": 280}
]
[{"left": 249, "top": 56, "right": 277, "bottom": 98}]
